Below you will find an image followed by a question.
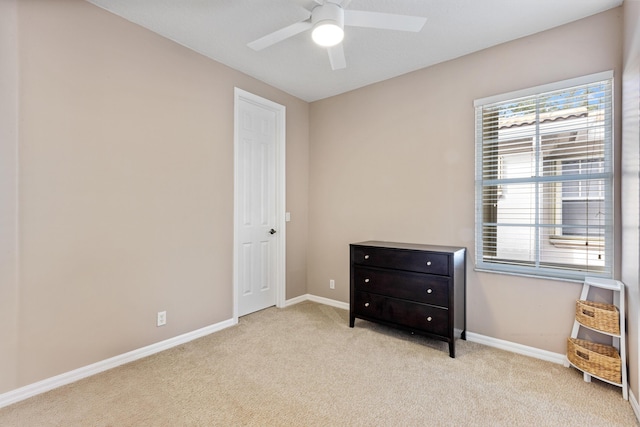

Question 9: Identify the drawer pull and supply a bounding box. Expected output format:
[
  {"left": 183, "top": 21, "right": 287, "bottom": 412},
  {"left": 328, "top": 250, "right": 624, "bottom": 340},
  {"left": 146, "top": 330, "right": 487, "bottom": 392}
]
[
  {"left": 426, "top": 288, "right": 433, "bottom": 294},
  {"left": 364, "top": 255, "right": 370, "bottom": 260},
  {"left": 426, "top": 261, "right": 432, "bottom": 266},
  {"left": 364, "top": 278, "right": 370, "bottom": 283},
  {"left": 426, "top": 316, "right": 432, "bottom": 322},
  {"left": 364, "top": 302, "right": 370, "bottom": 307}
]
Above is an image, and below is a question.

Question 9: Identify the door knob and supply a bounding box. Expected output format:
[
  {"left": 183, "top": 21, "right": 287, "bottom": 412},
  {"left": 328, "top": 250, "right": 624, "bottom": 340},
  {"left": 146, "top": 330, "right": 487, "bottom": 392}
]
[{"left": 269, "top": 228, "right": 276, "bottom": 235}]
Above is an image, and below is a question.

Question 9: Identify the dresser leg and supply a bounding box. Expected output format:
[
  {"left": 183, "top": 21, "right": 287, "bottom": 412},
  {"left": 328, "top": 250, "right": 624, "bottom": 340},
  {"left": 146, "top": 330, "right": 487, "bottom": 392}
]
[
  {"left": 349, "top": 315, "right": 355, "bottom": 328},
  {"left": 449, "top": 341, "right": 455, "bottom": 358}
]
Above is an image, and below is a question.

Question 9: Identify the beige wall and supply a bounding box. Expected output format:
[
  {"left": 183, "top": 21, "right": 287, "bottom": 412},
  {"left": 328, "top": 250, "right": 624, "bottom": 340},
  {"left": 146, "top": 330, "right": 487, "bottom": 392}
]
[
  {"left": 0, "top": 0, "right": 20, "bottom": 393},
  {"left": 308, "top": 8, "right": 623, "bottom": 355},
  {"left": 1, "top": 0, "right": 635, "bottom": 406},
  {"left": 0, "top": 0, "right": 309, "bottom": 393},
  {"left": 622, "top": 0, "right": 640, "bottom": 404}
]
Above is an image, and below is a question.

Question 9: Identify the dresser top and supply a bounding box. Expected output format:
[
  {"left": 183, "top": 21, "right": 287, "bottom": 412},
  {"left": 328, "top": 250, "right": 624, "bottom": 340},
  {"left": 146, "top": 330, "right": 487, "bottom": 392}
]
[{"left": 351, "top": 241, "right": 466, "bottom": 254}]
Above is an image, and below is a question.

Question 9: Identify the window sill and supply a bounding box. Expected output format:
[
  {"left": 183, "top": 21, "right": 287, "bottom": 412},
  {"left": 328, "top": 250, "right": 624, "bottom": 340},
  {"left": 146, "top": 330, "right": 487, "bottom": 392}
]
[{"left": 473, "top": 267, "right": 584, "bottom": 283}]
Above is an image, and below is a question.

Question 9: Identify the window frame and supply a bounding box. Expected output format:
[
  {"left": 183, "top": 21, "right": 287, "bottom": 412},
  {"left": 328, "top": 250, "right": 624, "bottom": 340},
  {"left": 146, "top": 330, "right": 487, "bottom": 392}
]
[{"left": 474, "top": 71, "right": 614, "bottom": 281}]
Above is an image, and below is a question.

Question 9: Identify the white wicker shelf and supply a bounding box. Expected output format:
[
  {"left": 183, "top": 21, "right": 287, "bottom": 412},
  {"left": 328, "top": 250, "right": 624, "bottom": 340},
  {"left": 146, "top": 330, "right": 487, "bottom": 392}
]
[{"left": 564, "top": 277, "right": 627, "bottom": 400}]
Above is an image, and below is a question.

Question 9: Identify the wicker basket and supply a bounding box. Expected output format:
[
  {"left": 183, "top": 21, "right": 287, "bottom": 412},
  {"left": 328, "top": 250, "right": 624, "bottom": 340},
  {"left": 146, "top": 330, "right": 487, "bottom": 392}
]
[
  {"left": 567, "top": 337, "right": 621, "bottom": 384},
  {"left": 575, "top": 300, "right": 620, "bottom": 335}
]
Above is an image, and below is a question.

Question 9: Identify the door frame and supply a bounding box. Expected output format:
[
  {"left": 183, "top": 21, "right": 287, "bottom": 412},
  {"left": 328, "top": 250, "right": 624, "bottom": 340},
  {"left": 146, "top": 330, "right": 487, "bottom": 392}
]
[{"left": 233, "top": 88, "right": 286, "bottom": 321}]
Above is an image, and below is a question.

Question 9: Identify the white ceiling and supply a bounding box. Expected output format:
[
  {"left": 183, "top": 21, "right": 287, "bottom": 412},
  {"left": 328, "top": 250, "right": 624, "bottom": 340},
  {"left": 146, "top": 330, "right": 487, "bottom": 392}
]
[{"left": 85, "top": 0, "right": 623, "bottom": 102}]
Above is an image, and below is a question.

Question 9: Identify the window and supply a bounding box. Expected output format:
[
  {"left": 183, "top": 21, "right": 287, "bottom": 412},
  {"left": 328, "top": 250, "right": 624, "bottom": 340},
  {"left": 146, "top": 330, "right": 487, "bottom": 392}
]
[{"left": 474, "top": 72, "right": 613, "bottom": 281}]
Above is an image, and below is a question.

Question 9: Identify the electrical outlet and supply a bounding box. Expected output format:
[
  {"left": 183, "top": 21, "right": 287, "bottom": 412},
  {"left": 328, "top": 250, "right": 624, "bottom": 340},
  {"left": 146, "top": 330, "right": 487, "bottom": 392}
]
[
  {"left": 157, "top": 311, "right": 167, "bottom": 327},
  {"left": 329, "top": 279, "right": 335, "bottom": 289}
]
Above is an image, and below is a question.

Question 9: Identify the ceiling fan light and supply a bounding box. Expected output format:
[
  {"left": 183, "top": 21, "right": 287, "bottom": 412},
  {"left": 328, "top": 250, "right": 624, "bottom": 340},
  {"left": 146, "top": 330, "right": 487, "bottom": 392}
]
[
  {"left": 312, "top": 22, "right": 344, "bottom": 47},
  {"left": 311, "top": 3, "right": 345, "bottom": 47}
]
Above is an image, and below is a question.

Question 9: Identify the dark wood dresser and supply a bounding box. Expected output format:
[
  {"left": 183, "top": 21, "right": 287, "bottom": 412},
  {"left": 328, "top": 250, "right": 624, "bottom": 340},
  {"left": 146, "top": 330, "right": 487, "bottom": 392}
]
[{"left": 349, "top": 241, "right": 466, "bottom": 358}]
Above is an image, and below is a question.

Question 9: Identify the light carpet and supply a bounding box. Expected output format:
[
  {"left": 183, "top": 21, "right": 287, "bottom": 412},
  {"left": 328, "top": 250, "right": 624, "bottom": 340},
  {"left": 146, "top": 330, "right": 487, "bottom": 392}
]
[{"left": 0, "top": 301, "right": 637, "bottom": 426}]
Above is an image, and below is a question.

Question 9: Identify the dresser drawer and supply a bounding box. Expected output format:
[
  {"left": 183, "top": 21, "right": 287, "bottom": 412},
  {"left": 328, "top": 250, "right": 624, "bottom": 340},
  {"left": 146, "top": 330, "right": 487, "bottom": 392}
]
[
  {"left": 354, "top": 291, "right": 449, "bottom": 336},
  {"left": 353, "top": 266, "right": 449, "bottom": 307},
  {"left": 352, "top": 246, "right": 449, "bottom": 276}
]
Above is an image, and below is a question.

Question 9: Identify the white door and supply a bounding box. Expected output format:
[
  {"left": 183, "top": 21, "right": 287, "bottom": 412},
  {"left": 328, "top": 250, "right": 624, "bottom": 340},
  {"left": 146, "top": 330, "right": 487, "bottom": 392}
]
[{"left": 234, "top": 88, "right": 285, "bottom": 318}]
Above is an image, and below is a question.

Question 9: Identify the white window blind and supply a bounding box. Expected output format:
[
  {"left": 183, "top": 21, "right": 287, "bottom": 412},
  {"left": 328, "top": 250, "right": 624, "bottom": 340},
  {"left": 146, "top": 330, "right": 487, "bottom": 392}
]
[{"left": 474, "top": 72, "right": 613, "bottom": 281}]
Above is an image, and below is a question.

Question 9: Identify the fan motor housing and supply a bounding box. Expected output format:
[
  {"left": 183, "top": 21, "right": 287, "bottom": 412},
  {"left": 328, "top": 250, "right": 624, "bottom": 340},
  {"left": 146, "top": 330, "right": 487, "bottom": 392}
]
[{"left": 312, "top": 2, "right": 344, "bottom": 28}]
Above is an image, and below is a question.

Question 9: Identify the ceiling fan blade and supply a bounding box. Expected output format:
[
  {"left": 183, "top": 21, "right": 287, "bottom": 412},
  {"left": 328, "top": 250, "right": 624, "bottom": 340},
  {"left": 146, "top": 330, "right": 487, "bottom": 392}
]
[
  {"left": 327, "top": 44, "right": 346, "bottom": 70},
  {"left": 344, "top": 10, "right": 426, "bottom": 32},
  {"left": 248, "top": 20, "right": 313, "bottom": 51}
]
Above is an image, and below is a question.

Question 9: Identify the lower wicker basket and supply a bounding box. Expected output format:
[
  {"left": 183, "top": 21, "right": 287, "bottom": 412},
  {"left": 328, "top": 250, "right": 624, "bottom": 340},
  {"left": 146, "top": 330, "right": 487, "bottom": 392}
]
[{"left": 567, "top": 337, "right": 621, "bottom": 384}]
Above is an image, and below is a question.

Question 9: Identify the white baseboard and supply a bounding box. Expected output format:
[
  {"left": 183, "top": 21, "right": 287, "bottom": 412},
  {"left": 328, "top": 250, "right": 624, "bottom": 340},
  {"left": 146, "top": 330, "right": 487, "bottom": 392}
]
[
  {"left": 630, "top": 389, "right": 640, "bottom": 421},
  {"left": 465, "top": 332, "right": 566, "bottom": 365},
  {"left": 283, "top": 293, "right": 309, "bottom": 307},
  {"left": 0, "top": 318, "right": 237, "bottom": 409},
  {"left": 286, "top": 293, "right": 349, "bottom": 311}
]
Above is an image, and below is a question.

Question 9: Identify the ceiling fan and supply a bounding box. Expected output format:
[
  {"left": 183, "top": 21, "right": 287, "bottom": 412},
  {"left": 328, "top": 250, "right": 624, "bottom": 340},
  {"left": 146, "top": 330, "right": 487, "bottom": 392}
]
[{"left": 247, "top": 0, "right": 427, "bottom": 70}]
